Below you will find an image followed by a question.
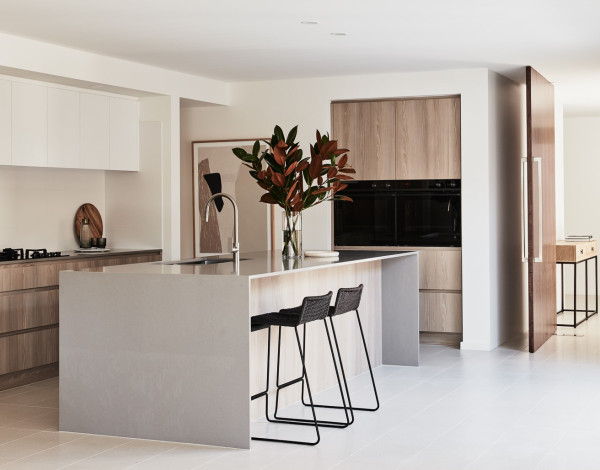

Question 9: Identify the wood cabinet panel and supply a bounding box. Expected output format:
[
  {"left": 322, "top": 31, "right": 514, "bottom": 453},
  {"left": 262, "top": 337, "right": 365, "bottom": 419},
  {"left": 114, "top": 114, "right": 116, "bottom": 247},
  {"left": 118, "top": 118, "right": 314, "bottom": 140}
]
[
  {"left": 332, "top": 101, "right": 396, "bottom": 180},
  {"left": 395, "top": 97, "right": 461, "bottom": 179},
  {"left": 419, "top": 292, "right": 462, "bottom": 333},
  {"left": 0, "top": 288, "right": 58, "bottom": 334},
  {"left": 0, "top": 328, "right": 58, "bottom": 375},
  {"left": 418, "top": 249, "right": 462, "bottom": 290}
]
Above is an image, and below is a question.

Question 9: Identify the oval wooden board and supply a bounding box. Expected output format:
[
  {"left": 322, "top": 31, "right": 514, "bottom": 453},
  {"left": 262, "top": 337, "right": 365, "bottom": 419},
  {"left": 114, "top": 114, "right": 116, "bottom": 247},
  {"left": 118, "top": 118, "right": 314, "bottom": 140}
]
[{"left": 74, "top": 203, "right": 103, "bottom": 239}]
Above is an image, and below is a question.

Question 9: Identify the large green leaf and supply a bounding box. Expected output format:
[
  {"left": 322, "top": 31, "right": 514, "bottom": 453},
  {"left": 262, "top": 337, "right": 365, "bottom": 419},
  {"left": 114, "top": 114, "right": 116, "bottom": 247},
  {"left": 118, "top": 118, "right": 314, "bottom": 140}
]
[
  {"left": 286, "top": 125, "right": 298, "bottom": 146},
  {"left": 274, "top": 125, "right": 285, "bottom": 143},
  {"left": 252, "top": 140, "right": 260, "bottom": 157}
]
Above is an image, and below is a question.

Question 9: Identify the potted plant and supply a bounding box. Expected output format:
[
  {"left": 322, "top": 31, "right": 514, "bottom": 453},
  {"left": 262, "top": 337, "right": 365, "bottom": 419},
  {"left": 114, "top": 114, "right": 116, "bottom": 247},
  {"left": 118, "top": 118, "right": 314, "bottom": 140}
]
[{"left": 232, "top": 125, "right": 354, "bottom": 258}]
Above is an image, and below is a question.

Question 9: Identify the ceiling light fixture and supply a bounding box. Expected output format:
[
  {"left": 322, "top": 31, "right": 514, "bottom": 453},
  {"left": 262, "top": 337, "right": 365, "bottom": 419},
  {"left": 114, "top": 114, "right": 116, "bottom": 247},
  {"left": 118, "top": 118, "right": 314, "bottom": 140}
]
[
  {"left": 301, "top": 20, "right": 319, "bottom": 25},
  {"left": 330, "top": 32, "right": 347, "bottom": 36}
]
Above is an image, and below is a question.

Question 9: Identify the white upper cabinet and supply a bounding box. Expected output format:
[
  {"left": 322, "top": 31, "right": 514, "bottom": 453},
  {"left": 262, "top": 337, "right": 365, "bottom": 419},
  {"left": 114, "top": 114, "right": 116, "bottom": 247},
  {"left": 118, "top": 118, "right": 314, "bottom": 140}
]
[
  {"left": 109, "top": 97, "right": 139, "bottom": 171},
  {"left": 0, "top": 79, "right": 10, "bottom": 165},
  {"left": 80, "top": 93, "right": 110, "bottom": 170},
  {"left": 48, "top": 88, "right": 80, "bottom": 168},
  {"left": 12, "top": 82, "right": 47, "bottom": 167}
]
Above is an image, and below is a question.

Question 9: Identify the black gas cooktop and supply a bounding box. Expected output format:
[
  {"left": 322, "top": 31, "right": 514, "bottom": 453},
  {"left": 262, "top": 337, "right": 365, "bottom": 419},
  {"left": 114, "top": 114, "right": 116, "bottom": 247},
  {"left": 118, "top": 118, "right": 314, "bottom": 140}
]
[{"left": 0, "top": 248, "right": 69, "bottom": 262}]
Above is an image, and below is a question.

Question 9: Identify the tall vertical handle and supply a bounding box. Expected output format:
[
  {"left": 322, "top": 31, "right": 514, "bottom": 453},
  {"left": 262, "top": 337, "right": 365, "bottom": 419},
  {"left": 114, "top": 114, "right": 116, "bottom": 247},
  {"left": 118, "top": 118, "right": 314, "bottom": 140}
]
[
  {"left": 521, "top": 158, "right": 528, "bottom": 262},
  {"left": 533, "top": 157, "right": 543, "bottom": 263}
]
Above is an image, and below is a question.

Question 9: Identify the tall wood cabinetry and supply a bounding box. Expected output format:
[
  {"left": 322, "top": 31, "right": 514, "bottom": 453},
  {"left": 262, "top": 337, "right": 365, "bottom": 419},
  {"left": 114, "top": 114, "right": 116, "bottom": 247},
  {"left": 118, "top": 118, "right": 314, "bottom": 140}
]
[{"left": 332, "top": 95, "right": 462, "bottom": 339}]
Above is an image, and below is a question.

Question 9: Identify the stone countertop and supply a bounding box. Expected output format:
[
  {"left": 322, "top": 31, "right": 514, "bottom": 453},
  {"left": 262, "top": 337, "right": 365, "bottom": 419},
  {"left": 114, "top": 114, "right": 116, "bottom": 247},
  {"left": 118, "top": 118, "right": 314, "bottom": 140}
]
[
  {"left": 0, "top": 248, "right": 162, "bottom": 266},
  {"left": 88, "top": 250, "right": 416, "bottom": 279}
]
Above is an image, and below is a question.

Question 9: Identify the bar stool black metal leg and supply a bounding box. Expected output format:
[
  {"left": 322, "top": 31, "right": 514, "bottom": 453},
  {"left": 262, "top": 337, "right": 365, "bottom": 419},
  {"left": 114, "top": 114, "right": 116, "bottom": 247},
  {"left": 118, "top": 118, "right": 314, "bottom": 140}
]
[
  {"left": 302, "top": 309, "right": 380, "bottom": 413},
  {"left": 586, "top": 258, "right": 589, "bottom": 319},
  {"left": 252, "top": 326, "right": 320, "bottom": 446},
  {"left": 275, "top": 321, "right": 353, "bottom": 428},
  {"left": 574, "top": 264, "right": 577, "bottom": 327}
]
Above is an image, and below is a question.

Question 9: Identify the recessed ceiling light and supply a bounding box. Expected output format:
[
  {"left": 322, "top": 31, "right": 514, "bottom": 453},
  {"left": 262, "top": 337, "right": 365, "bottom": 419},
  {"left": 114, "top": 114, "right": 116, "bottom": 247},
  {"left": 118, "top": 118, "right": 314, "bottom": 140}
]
[
  {"left": 330, "top": 32, "right": 347, "bottom": 36},
  {"left": 301, "top": 20, "right": 319, "bottom": 25}
]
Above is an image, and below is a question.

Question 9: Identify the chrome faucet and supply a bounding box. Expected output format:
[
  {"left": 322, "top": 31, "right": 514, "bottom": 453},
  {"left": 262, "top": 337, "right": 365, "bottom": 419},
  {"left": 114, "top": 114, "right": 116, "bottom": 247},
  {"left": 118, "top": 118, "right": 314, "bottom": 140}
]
[{"left": 205, "top": 193, "right": 240, "bottom": 268}]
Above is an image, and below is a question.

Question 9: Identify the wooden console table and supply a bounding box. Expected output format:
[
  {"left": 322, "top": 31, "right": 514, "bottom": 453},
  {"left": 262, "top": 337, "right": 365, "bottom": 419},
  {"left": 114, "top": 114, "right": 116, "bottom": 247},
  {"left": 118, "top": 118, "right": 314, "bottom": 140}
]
[{"left": 556, "top": 240, "right": 598, "bottom": 327}]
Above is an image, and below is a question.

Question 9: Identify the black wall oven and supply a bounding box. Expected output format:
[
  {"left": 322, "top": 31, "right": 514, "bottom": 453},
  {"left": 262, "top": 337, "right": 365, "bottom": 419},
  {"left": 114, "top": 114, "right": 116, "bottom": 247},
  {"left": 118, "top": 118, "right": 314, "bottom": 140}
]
[{"left": 334, "top": 180, "right": 461, "bottom": 247}]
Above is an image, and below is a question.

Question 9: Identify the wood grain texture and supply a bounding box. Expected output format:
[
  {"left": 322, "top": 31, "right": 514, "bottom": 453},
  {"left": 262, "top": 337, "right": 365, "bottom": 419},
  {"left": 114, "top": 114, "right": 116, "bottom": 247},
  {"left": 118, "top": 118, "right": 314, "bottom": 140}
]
[
  {"left": 74, "top": 203, "right": 103, "bottom": 239},
  {"left": 527, "top": 66, "right": 556, "bottom": 353},
  {"left": 249, "top": 261, "right": 381, "bottom": 420},
  {"left": 331, "top": 101, "right": 396, "bottom": 180},
  {"left": 0, "top": 288, "right": 58, "bottom": 334},
  {"left": 0, "top": 363, "right": 58, "bottom": 392},
  {"left": 556, "top": 240, "right": 597, "bottom": 263},
  {"left": 0, "top": 327, "right": 58, "bottom": 375},
  {"left": 418, "top": 249, "right": 462, "bottom": 290},
  {"left": 419, "top": 291, "right": 462, "bottom": 333},
  {"left": 395, "top": 97, "right": 461, "bottom": 179}
]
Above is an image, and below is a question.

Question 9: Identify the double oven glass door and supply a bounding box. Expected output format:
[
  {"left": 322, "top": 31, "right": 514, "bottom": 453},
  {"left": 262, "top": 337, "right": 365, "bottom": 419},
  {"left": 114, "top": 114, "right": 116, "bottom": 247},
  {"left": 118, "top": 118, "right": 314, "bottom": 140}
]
[{"left": 333, "top": 180, "right": 461, "bottom": 248}]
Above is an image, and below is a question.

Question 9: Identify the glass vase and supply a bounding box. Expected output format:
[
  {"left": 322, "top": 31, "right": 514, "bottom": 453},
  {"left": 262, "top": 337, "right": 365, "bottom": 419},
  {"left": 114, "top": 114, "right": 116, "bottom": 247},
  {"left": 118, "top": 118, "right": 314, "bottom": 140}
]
[{"left": 282, "top": 211, "right": 302, "bottom": 258}]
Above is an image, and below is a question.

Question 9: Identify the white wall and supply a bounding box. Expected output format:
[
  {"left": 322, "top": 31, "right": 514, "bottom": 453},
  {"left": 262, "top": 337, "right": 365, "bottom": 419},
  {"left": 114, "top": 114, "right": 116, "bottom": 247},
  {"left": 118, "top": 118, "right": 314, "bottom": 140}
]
[
  {"left": 180, "top": 68, "right": 512, "bottom": 350},
  {"left": 0, "top": 166, "right": 105, "bottom": 250},
  {"left": 564, "top": 115, "right": 600, "bottom": 296}
]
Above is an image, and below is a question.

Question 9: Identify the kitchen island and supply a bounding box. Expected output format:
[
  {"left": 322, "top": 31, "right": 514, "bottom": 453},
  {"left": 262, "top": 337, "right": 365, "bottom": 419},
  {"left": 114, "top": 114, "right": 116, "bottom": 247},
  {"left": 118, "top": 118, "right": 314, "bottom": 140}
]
[{"left": 59, "top": 250, "right": 418, "bottom": 449}]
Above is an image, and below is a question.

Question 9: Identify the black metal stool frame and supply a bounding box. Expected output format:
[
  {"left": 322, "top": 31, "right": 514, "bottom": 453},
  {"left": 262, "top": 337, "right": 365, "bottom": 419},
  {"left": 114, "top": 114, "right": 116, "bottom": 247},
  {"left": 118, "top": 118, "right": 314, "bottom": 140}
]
[
  {"left": 250, "top": 292, "right": 334, "bottom": 446},
  {"left": 301, "top": 285, "right": 380, "bottom": 413}
]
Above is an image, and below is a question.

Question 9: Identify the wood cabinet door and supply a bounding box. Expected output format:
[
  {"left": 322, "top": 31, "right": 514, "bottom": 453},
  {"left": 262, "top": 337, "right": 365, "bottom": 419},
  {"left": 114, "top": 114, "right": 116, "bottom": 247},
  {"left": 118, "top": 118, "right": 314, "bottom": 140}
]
[
  {"left": 395, "top": 97, "right": 461, "bottom": 179},
  {"left": 526, "top": 67, "right": 556, "bottom": 353},
  {"left": 331, "top": 101, "right": 396, "bottom": 180}
]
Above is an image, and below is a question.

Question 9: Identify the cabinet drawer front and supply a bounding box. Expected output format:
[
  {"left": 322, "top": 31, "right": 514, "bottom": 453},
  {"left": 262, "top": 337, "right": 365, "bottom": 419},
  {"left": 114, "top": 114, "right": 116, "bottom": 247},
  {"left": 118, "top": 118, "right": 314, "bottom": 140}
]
[
  {"left": 0, "top": 327, "right": 58, "bottom": 375},
  {"left": 419, "top": 292, "right": 462, "bottom": 333},
  {"left": 418, "top": 250, "right": 462, "bottom": 290},
  {"left": 0, "top": 288, "right": 58, "bottom": 334},
  {"left": 0, "top": 263, "right": 58, "bottom": 292}
]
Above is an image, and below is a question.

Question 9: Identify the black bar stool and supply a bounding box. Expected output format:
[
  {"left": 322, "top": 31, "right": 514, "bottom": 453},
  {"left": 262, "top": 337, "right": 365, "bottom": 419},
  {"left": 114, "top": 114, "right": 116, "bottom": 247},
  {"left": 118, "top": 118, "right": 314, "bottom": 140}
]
[
  {"left": 250, "top": 291, "right": 351, "bottom": 445},
  {"left": 302, "top": 284, "right": 380, "bottom": 413}
]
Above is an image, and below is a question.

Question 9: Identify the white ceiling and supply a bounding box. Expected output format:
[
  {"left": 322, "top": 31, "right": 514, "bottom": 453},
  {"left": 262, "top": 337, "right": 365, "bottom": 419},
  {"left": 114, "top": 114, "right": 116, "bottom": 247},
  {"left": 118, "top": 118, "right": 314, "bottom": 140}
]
[{"left": 1, "top": 0, "right": 599, "bottom": 114}]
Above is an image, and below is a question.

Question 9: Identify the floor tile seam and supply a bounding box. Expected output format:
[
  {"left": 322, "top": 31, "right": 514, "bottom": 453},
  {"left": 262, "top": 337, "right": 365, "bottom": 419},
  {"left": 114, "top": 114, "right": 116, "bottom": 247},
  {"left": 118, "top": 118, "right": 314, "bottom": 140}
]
[
  {"left": 0, "top": 433, "right": 87, "bottom": 469},
  {"left": 2, "top": 407, "right": 57, "bottom": 428},
  {"left": 327, "top": 378, "right": 470, "bottom": 470},
  {"left": 389, "top": 375, "right": 533, "bottom": 470},
  {"left": 0, "top": 388, "right": 38, "bottom": 400},
  {"left": 55, "top": 439, "right": 137, "bottom": 470},
  {"left": 0, "top": 403, "right": 58, "bottom": 410},
  {"left": 120, "top": 443, "right": 180, "bottom": 470},
  {"left": 0, "top": 429, "right": 44, "bottom": 451}
]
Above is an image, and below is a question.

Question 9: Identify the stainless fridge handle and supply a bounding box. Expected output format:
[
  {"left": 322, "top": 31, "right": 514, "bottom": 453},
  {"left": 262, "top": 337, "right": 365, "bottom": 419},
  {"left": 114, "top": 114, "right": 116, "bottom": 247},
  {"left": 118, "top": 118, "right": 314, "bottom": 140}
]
[
  {"left": 534, "top": 157, "right": 543, "bottom": 263},
  {"left": 521, "top": 158, "right": 528, "bottom": 262}
]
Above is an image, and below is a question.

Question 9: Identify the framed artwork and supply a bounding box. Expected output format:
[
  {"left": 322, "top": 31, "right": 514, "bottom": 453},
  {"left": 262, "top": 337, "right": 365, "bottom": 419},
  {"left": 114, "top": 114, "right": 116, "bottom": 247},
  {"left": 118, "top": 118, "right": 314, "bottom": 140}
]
[{"left": 192, "top": 139, "right": 274, "bottom": 257}]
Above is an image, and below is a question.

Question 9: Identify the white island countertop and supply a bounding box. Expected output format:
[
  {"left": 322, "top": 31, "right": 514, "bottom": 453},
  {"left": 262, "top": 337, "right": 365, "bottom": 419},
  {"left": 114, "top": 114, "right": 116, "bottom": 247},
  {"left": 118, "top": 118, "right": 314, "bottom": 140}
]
[
  {"left": 60, "top": 249, "right": 418, "bottom": 449},
  {"left": 88, "top": 249, "right": 416, "bottom": 278}
]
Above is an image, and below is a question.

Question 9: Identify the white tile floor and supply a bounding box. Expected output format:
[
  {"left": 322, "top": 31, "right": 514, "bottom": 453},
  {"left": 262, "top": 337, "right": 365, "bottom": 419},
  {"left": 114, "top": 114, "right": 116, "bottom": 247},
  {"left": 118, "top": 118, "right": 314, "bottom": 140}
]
[{"left": 2, "top": 315, "right": 600, "bottom": 469}]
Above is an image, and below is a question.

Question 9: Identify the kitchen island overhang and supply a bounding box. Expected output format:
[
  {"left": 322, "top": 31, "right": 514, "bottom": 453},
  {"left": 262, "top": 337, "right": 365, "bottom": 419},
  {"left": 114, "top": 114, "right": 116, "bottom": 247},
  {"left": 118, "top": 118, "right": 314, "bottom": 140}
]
[{"left": 59, "top": 250, "right": 418, "bottom": 449}]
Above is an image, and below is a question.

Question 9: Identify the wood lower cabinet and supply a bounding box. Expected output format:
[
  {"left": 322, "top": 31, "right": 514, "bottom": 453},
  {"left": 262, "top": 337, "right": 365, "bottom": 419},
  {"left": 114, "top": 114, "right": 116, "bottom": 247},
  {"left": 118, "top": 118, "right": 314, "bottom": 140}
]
[
  {"left": 0, "top": 250, "right": 161, "bottom": 390},
  {"left": 417, "top": 247, "right": 462, "bottom": 334}
]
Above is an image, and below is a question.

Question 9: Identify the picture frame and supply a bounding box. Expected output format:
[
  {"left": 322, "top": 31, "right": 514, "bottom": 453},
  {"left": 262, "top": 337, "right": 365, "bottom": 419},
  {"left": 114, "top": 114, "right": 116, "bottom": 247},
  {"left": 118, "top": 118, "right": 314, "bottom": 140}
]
[{"left": 192, "top": 139, "right": 274, "bottom": 257}]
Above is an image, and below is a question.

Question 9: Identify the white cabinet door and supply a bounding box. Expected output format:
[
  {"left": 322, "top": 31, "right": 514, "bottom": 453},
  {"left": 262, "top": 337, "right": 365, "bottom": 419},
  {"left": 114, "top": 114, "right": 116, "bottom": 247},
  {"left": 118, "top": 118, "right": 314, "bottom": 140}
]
[
  {"left": 0, "top": 79, "right": 10, "bottom": 165},
  {"left": 12, "top": 82, "right": 47, "bottom": 167},
  {"left": 80, "top": 93, "right": 110, "bottom": 170},
  {"left": 48, "top": 88, "right": 80, "bottom": 168},
  {"left": 109, "top": 97, "right": 139, "bottom": 171}
]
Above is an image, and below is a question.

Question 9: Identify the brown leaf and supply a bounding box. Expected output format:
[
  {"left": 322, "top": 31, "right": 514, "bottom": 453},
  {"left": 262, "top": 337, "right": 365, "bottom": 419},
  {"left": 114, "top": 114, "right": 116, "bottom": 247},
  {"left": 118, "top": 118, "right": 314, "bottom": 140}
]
[
  {"left": 335, "top": 174, "right": 353, "bottom": 181},
  {"left": 312, "top": 187, "right": 335, "bottom": 195},
  {"left": 336, "top": 195, "right": 353, "bottom": 202},
  {"left": 337, "top": 184, "right": 348, "bottom": 192},
  {"left": 316, "top": 130, "right": 322, "bottom": 144},
  {"left": 333, "top": 148, "right": 349, "bottom": 156},
  {"left": 317, "top": 176, "right": 323, "bottom": 185},
  {"left": 338, "top": 167, "right": 356, "bottom": 174},
  {"left": 285, "top": 161, "right": 298, "bottom": 176},
  {"left": 260, "top": 193, "right": 277, "bottom": 204},
  {"left": 258, "top": 181, "right": 269, "bottom": 190},
  {"left": 296, "top": 160, "right": 309, "bottom": 172},
  {"left": 327, "top": 167, "right": 338, "bottom": 179},
  {"left": 286, "top": 180, "right": 298, "bottom": 202},
  {"left": 338, "top": 154, "right": 348, "bottom": 168},
  {"left": 273, "top": 144, "right": 286, "bottom": 166},
  {"left": 292, "top": 200, "right": 304, "bottom": 212},
  {"left": 271, "top": 172, "right": 285, "bottom": 187},
  {"left": 309, "top": 153, "right": 322, "bottom": 180}
]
